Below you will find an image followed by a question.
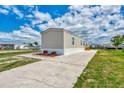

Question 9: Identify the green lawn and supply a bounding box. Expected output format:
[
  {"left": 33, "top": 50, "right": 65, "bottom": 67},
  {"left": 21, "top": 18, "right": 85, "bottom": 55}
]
[
  {"left": 0, "top": 49, "right": 38, "bottom": 58},
  {"left": 0, "top": 49, "right": 40, "bottom": 72},
  {"left": 0, "top": 57, "right": 39, "bottom": 72},
  {"left": 74, "top": 49, "right": 124, "bottom": 88}
]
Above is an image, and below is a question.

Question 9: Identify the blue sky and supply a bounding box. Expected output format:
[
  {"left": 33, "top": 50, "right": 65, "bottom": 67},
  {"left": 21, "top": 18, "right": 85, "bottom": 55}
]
[
  {"left": 0, "top": 5, "right": 124, "bottom": 45},
  {"left": 0, "top": 5, "right": 69, "bottom": 32}
]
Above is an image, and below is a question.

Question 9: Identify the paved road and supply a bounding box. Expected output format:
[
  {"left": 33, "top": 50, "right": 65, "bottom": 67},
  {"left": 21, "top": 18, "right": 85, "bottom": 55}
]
[{"left": 0, "top": 50, "right": 97, "bottom": 88}]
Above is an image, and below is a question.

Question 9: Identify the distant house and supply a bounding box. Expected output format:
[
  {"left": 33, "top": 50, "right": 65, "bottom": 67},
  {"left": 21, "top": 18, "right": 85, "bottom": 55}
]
[
  {"left": 0, "top": 43, "right": 30, "bottom": 50},
  {"left": 14, "top": 44, "right": 29, "bottom": 49},
  {"left": 41, "top": 28, "right": 84, "bottom": 55},
  {"left": 0, "top": 43, "right": 15, "bottom": 49}
]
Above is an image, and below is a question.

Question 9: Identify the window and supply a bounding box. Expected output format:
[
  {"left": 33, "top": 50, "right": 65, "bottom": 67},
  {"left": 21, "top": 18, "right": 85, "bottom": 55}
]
[
  {"left": 72, "top": 37, "right": 75, "bottom": 45},
  {"left": 81, "top": 40, "right": 82, "bottom": 45}
]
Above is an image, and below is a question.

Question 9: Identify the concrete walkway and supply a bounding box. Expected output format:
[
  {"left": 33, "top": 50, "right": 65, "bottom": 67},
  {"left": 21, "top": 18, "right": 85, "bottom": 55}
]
[{"left": 0, "top": 50, "right": 97, "bottom": 88}]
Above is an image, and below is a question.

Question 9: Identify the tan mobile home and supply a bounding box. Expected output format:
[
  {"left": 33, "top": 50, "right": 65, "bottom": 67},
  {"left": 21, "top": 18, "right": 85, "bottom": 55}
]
[{"left": 41, "top": 28, "right": 84, "bottom": 55}]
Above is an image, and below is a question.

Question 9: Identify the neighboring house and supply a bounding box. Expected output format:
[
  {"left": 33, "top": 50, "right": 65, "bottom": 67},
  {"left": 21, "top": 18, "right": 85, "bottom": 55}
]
[
  {"left": 41, "top": 28, "right": 84, "bottom": 55},
  {"left": 0, "top": 43, "right": 15, "bottom": 49},
  {"left": 0, "top": 43, "right": 30, "bottom": 50},
  {"left": 14, "top": 44, "right": 29, "bottom": 49}
]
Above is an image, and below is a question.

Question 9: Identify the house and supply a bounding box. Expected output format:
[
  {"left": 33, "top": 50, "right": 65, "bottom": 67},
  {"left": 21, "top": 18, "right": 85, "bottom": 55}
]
[
  {"left": 0, "top": 43, "right": 15, "bottom": 49},
  {"left": 41, "top": 28, "right": 84, "bottom": 55},
  {"left": 14, "top": 44, "right": 29, "bottom": 49},
  {"left": 0, "top": 43, "right": 30, "bottom": 50}
]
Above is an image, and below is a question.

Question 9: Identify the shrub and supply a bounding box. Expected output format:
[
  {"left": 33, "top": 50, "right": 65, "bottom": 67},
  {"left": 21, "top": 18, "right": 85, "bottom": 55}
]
[
  {"left": 43, "top": 50, "right": 48, "bottom": 54},
  {"left": 51, "top": 51, "right": 56, "bottom": 55},
  {"left": 85, "top": 46, "right": 90, "bottom": 50}
]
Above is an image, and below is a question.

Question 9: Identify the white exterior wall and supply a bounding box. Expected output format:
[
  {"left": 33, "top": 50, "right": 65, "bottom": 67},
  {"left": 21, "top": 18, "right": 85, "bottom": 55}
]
[
  {"left": 41, "top": 28, "right": 85, "bottom": 55},
  {"left": 64, "top": 48, "right": 84, "bottom": 55}
]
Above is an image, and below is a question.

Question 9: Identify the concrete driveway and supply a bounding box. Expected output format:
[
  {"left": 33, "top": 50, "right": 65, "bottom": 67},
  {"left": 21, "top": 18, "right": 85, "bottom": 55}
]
[{"left": 0, "top": 50, "right": 97, "bottom": 88}]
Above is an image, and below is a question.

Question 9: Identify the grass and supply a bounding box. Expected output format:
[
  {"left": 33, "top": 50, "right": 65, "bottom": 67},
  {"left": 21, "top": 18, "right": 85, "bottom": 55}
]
[
  {"left": 0, "top": 49, "right": 38, "bottom": 58},
  {"left": 74, "top": 49, "right": 124, "bottom": 88},
  {"left": 0, "top": 58, "right": 39, "bottom": 72},
  {"left": 0, "top": 49, "right": 40, "bottom": 72}
]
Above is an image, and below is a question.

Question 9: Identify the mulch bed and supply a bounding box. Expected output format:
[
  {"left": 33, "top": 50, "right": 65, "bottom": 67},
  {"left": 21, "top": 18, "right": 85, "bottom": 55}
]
[{"left": 33, "top": 52, "right": 60, "bottom": 57}]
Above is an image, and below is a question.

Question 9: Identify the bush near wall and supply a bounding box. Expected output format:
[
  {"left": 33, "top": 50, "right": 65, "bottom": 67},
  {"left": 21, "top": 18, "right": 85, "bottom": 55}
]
[{"left": 84, "top": 46, "right": 91, "bottom": 50}]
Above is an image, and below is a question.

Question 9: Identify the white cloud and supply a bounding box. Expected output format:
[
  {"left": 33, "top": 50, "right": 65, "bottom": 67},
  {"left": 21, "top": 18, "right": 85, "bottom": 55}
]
[
  {"left": 2, "top": 5, "right": 11, "bottom": 10},
  {"left": 12, "top": 7, "right": 23, "bottom": 18},
  {"left": 1, "top": 5, "right": 24, "bottom": 18},
  {"left": 0, "top": 8, "right": 9, "bottom": 15},
  {"left": 0, "top": 32, "right": 12, "bottom": 38},
  {"left": 0, "top": 25, "right": 41, "bottom": 44},
  {"left": 25, "top": 14, "right": 33, "bottom": 18},
  {"left": 31, "top": 10, "right": 51, "bottom": 26},
  {"left": 0, "top": 5, "right": 123, "bottom": 45},
  {"left": 38, "top": 5, "right": 123, "bottom": 45}
]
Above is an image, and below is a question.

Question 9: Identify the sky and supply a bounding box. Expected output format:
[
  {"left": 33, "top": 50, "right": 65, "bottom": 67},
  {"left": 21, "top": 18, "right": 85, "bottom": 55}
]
[{"left": 0, "top": 5, "right": 124, "bottom": 45}]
